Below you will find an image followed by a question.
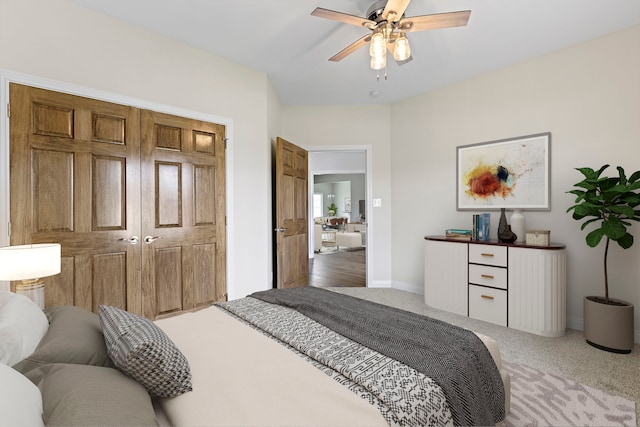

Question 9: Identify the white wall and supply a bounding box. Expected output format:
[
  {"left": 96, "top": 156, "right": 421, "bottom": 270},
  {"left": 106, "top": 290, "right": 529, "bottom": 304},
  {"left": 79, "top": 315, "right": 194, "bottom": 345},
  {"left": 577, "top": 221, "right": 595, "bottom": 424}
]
[
  {"left": 266, "top": 79, "right": 282, "bottom": 288},
  {"left": 0, "top": 0, "right": 276, "bottom": 299},
  {"left": 390, "top": 25, "right": 640, "bottom": 338},
  {"left": 310, "top": 151, "right": 366, "bottom": 173},
  {"left": 281, "top": 105, "right": 393, "bottom": 288}
]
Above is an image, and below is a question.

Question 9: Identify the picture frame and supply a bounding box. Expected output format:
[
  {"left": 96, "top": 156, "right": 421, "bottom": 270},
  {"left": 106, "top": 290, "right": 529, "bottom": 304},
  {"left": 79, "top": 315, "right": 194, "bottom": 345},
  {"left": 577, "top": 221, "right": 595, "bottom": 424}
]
[
  {"left": 344, "top": 197, "right": 351, "bottom": 213},
  {"left": 456, "top": 133, "right": 551, "bottom": 210}
]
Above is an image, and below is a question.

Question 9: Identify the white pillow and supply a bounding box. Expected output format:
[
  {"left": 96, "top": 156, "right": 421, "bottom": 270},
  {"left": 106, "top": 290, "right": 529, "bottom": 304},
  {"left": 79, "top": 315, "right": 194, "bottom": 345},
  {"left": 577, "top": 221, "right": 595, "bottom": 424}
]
[
  {"left": 0, "top": 292, "right": 49, "bottom": 366},
  {"left": 0, "top": 363, "right": 44, "bottom": 426}
]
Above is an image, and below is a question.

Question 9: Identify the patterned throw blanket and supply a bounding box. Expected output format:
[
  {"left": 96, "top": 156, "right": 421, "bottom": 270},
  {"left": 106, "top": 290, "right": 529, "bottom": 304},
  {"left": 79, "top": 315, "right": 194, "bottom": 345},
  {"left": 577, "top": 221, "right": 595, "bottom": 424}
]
[{"left": 218, "top": 287, "right": 504, "bottom": 426}]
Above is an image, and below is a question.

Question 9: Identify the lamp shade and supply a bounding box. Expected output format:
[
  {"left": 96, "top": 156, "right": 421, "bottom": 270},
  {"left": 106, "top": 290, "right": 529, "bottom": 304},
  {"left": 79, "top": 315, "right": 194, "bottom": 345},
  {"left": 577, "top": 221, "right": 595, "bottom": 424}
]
[
  {"left": 393, "top": 34, "right": 411, "bottom": 62},
  {"left": 369, "top": 31, "right": 386, "bottom": 58},
  {"left": 370, "top": 53, "right": 386, "bottom": 70},
  {"left": 0, "top": 244, "right": 61, "bottom": 281}
]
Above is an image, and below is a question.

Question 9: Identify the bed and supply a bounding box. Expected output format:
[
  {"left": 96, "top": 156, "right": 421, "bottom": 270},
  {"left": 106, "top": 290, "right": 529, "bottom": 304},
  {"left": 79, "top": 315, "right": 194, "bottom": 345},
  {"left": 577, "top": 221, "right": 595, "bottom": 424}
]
[{"left": 0, "top": 288, "right": 510, "bottom": 426}]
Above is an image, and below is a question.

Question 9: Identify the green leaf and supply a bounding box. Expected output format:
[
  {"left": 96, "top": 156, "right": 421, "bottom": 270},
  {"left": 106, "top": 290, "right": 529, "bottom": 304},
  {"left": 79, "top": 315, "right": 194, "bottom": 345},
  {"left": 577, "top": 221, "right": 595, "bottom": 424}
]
[
  {"left": 609, "top": 205, "right": 636, "bottom": 218},
  {"left": 608, "top": 184, "right": 632, "bottom": 193},
  {"left": 595, "top": 164, "right": 610, "bottom": 177},
  {"left": 573, "top": 181, "right": 595, "bottom": 191},
  {"left": 567, "top": 189, "right": 585, "bottom": 197},
  {"left": 620, "top": 194, "right": 640, "bottom": 206},
  {"left": 617, "top": 166, "right": 627, "bottom": 185},
  {"left": 567, "top": 190, "right": 588, "bottom": 205},
  {"left": 628, "top": 170, "right": 640, "bottom": 183},
  {"left": 616, "top": 233, "right": 634, "bottom": 249},
  {"left": 586, "top": 228, "right": 605, "bottom": 247},
  {"left": 576, "top": 167, "right": 596, "bottom": 179},
  {"left": 602, "top": 217, "right": 626, "bottom": 239},
  {"left": 579, "top": 218, "right": 600, "bottom": 230},
  {"left": 599, "top": 177, "right": 620, "bottom": 192}
]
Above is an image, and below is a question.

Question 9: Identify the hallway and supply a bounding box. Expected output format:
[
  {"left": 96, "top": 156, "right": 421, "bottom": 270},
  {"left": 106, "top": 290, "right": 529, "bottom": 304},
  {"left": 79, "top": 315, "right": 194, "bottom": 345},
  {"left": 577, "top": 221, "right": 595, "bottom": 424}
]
[{"left": 308, "top": 249, "right": 366, "bottom": 288}]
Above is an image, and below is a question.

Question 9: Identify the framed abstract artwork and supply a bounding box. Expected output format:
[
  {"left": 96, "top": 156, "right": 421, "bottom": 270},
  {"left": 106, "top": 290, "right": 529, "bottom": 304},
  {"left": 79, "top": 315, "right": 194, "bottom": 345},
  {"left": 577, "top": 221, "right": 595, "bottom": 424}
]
[{"left": 456, "top": 133, "right": 551, "bottom": 210}]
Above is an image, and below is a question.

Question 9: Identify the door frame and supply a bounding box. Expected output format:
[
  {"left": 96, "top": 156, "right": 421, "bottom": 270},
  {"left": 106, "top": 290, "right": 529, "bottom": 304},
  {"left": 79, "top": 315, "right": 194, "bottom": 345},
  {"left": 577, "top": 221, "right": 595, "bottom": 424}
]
[
  {"left": 0, "top": 68, "right": 234, "bottom": 295},
  {"left": 306, "top": 145, "right": 373, "bottom": 287}
]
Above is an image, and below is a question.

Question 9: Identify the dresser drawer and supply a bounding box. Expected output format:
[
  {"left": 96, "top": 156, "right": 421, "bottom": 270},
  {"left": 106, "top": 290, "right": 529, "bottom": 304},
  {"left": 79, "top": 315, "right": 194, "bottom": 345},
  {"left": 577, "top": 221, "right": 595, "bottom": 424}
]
[
  {"left": 468, "top": 285, "right": 507, "bottom": 326},
  {"left": 469, "top": 244, "right": 507, "bottom": 267},
  {"left": 469, "top": 264, "right": 507, "bottom": 289}
]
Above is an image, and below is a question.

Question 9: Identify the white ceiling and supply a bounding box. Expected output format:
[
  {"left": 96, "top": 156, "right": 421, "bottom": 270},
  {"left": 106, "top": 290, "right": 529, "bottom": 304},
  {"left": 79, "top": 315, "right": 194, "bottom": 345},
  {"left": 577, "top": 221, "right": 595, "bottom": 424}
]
[{"left": 72, "top": 0, "right": 640, "bottom": 105}]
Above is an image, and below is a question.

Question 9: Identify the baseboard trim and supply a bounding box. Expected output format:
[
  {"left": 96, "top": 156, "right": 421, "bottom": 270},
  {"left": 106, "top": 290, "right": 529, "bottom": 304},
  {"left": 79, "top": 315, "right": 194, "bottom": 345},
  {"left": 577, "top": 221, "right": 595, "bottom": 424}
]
[
  {"left": 368, "top": 280, "right": 391, "bottom": 289},
  {"left": 391, "top": 281, "right": 423, "bottom": 295}
]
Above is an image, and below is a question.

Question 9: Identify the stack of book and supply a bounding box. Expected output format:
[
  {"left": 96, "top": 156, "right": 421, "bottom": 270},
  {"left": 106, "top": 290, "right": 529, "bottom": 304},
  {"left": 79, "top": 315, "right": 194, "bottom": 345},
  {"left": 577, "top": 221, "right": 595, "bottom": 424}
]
[
  {"left": 445, "top": 229, "right": 472, "bottom": 240},
  {"left": 472, "top": 213, "right": 491, "bottom": 241}
]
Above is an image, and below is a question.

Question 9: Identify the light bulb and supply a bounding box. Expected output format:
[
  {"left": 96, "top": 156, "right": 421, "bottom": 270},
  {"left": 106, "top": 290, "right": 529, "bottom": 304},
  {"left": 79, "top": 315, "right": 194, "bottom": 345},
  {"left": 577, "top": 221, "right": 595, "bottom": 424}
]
[
  {"left": 370, "top": 53, "right": 386, "bottom": 70},
  {"left": 369, "top": 31, "right": 386, "bottom": 58},
  {"left": 393, "top": 34, "right": 411, "bottom": 62}
]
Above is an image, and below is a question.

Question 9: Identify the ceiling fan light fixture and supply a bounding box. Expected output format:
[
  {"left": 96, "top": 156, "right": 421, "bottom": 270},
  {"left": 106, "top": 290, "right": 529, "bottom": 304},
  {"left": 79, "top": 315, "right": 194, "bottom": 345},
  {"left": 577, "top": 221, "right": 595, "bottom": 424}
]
[
  {"left": 369, "top": 30, "right": 386, "bottom": 58},
  {"left": 393, "top": 33, "right": 411, "bottom": 62},
  {"left": 370, "top": 53, "right": 386, "bottom": 70}
]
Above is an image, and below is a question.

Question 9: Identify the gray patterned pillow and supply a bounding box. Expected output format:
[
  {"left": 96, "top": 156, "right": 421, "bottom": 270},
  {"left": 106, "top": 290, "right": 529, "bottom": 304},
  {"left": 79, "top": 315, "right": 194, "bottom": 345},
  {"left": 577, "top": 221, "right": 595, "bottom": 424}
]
[{"left": 98, "top": 305, "right": 192, "bottom": 397}]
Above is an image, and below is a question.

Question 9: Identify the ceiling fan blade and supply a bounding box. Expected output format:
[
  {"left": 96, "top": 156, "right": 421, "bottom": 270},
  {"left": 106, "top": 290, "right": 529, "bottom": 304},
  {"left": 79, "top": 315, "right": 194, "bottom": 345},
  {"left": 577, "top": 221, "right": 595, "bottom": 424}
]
[
  {"left": 329, "top": 34, "right": 371, "bottom": 62},
  {"left": 311, "top": 7, "right": 376, "bottom": 28},
  {"left": 382, "top": 0, "right": 411, "bottom": 22},
  {"left": 398, "top": 10, "right": 471, "bottom": 32}
]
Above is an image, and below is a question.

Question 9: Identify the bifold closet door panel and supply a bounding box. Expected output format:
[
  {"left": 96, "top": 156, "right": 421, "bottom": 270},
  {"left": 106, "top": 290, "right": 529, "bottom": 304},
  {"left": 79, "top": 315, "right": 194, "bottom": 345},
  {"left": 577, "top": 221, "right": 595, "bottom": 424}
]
[
  {"left": 140, "top": 109, "right": 227, "bottom": 319},
  {"left": 9, "top": 83, "right": 143, "bottom": 314}
]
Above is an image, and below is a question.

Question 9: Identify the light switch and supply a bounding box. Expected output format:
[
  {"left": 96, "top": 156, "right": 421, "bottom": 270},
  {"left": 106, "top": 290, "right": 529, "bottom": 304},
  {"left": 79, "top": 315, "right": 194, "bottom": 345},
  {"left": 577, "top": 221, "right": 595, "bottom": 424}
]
[{"left": 373, "top": 198, "right": 382, "bottom": 207}]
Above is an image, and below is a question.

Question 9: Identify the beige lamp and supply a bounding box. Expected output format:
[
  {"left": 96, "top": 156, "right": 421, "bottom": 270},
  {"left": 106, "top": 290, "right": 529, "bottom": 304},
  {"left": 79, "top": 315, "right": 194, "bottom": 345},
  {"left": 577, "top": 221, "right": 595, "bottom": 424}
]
[{"left": 0, "top": 243, "right": 61, "bottom": 309}]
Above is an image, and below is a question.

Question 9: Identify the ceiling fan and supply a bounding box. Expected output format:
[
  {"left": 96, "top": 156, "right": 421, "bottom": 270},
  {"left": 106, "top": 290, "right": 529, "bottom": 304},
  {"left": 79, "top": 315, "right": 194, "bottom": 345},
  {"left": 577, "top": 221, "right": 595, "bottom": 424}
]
[{"left": 311, "top": 0, "right": 470, "bottom": 70}]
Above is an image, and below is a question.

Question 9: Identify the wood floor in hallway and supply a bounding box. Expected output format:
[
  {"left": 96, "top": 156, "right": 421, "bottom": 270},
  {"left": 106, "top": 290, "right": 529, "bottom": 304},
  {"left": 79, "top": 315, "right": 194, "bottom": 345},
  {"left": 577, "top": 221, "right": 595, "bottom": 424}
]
[{"left": 309, "top": 248, "right": 366, "bottom": 288}]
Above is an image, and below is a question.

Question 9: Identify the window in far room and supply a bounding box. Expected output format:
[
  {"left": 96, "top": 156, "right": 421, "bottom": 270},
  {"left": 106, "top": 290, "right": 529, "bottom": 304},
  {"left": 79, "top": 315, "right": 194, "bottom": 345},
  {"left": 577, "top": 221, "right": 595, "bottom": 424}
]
[{"left": 313, "top": 193, "right": 323, "bottom": 218}]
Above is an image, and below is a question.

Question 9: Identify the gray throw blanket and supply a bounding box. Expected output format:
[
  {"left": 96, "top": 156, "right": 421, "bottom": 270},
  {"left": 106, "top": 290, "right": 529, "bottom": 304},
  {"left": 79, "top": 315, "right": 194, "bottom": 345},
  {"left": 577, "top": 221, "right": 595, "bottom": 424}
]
[{"left": 251, "top": 287, "right": 505, "bottom": 426}]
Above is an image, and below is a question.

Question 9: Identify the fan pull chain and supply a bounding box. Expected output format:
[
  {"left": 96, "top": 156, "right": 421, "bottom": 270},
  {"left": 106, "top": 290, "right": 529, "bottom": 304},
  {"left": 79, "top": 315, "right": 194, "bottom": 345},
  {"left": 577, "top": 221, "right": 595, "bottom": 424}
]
[{"left": 375, "top": 67, "right": 388, "bottom": 82}]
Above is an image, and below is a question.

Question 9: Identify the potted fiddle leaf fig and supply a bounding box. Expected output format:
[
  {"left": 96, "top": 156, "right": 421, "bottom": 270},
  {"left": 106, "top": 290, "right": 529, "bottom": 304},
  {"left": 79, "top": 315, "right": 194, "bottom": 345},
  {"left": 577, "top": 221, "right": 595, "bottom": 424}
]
[
  {"left": 567, "top": 165, "right": 640, "bottom": 353},
  {"left": 327, "top": 203, "right": 337, "bottom": 216}
]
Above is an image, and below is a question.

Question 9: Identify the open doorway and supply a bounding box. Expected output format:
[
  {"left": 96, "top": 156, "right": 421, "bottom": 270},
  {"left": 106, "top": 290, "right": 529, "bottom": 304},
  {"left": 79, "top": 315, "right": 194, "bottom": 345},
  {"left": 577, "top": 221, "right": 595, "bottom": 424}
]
[{"left": 307, "top": 149, "right": 370, "bottom": 288}]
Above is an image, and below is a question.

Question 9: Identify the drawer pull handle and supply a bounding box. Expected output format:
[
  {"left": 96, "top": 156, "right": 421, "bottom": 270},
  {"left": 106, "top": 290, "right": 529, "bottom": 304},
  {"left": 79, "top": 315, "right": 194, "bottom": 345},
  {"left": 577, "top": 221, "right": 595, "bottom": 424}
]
[
  {"left": 481, "top": 274, "right": 494, "bottom": 279},
  {"left": 481, "top": 295, "right": 495, "bottom": 300},
  {"left": 481, "top": 253, "right": 494, "bottom": 257}
]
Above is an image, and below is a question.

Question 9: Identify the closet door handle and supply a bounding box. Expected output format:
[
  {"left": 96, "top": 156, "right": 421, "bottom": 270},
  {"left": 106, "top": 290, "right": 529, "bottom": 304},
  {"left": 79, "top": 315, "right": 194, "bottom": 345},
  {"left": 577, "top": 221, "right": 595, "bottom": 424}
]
[
  {"left": 274, "top": 227, "right": 287, "bottom": 232},
  {"left": 118, "top": 236, "right": 139, "bottom": 245},
  {"left": 144, "top": 236, "right": 161, "bottom": 244}
]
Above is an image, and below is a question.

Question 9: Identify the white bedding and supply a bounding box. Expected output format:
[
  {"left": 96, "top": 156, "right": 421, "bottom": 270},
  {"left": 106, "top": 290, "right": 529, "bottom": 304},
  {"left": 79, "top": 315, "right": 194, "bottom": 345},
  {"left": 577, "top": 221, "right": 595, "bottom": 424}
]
[
  {"left": 154, "top": 304, "right": 509, "bottom": 426},
  {"left": 154, "top": 306, "right": 388, "bottom": 427}
]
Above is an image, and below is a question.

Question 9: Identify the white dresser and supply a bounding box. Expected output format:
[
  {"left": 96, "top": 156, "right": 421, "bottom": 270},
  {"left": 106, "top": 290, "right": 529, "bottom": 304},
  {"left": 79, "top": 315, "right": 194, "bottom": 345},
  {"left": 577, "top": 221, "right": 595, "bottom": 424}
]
[{"left": 424, "top": 236, "right": 567, "bottom": 337}]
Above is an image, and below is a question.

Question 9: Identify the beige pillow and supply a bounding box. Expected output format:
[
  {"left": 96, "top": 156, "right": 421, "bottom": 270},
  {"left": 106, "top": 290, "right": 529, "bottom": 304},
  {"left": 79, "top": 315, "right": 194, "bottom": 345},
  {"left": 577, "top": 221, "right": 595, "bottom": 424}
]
[
  {"left": 13, "top": 306, "right": 114, "bottom": 374},
  {"left": 27, "top": 363, "right": 157, "bottom": 427}
]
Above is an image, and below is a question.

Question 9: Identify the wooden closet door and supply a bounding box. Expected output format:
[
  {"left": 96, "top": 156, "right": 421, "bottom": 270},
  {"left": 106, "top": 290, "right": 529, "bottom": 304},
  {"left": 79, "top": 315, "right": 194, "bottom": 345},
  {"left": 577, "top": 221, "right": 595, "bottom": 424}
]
[
  {"left": 140, "top": 110, "right": 226, "bottom": 318},
  {"left": 9, "top": 84, "right": 143, "bottom": 314}
]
